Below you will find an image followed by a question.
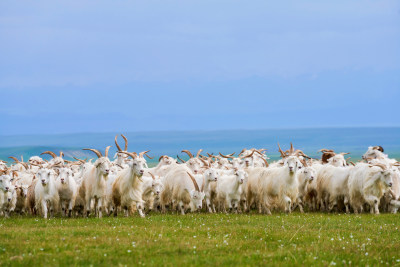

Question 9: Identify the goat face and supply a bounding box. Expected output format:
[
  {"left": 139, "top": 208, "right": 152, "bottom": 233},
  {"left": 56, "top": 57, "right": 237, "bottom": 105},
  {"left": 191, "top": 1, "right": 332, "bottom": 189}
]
[
  {"left": 115, "top": 152, "right": 128, "bottom": 163},
  {"left": 160, "top": 156, "right": 174, "bottom": 166},
  {"left": 94, "top": 157, "right": 111, "bottom": 176},
  {"left": 58, "top": 167, "right": 73, "bottom": 185},
  {"left": 21, "top": 185, "right": 29, "bottom": 197},
  {"left": 380, "top": 169, "right": 393, "bottom": 188},
  {"left": 190, "top": 190, "right": 205, "bottom": 210},
  {"left": 284, "top": 156, "right": 298, "bottom": 173},
  {"left": 235, "top": 169, "right": 247, "bottom": 184},
  {"left": 37, "top": 169, "right": 54, "bottom": 186},
  {"left": 328, "top": 154, "right": 346, "bottom": 167},
  {"left": 243, "top": 156, "right": 253, "bottom": 168},
  {"left": 152, "top": 179, "right": 164, "bottom": 196},
  {"left": 0, "top": 175, "right": 13, "bottom": 192},
  {"left": 205, "top": 168, "right": 219, "bottom": 182},
  {"left": 130, "top": 157, "right": 146, "bottom": 176},
  {"left": 187, "top": 159, "right": 201, "bottom": 174},
  {"left": 231, "top": 158, "right": 242, "bottom": 169},
  {"left": 363, "top": 146, "right": 386, "bottom": 161},
  {"left": 302, "top": 167, "right": 316, "bottom": 182},
  {"left": 6, "top": 190, "right": 13, "bottom": 203}
]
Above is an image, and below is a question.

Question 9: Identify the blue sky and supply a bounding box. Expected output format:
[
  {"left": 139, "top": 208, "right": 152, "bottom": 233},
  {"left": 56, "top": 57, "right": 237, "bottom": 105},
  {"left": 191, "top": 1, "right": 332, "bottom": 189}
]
[{"left": 0, "top": 1, "right": 399, "bottom": 135}]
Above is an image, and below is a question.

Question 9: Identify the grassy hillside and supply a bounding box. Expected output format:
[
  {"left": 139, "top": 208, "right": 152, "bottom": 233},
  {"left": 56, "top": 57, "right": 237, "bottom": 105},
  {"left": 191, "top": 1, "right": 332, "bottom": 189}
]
[{"left": 0, "top": 213, "right": 399, "bottom": 266}]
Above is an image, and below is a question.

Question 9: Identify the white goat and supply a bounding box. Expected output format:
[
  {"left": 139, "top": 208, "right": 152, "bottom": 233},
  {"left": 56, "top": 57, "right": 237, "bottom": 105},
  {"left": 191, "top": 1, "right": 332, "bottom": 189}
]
[
  {"left": 79, "top": 146, "right": 111, "bottom": 218},
  {"left": 34, "top": 167, "right": 59, "bottom": 218},
  {"left": 111, "top": 151, "right": 147, "bottom": 217},
  {"left": 216, "top": 169, "right": 247, "bottom": 213},
  {"left": 348, "top": 163, "right": 393, "bottom": 214},
  {"left": 55, "top": 167, "right": 78, "bottom": 217}
]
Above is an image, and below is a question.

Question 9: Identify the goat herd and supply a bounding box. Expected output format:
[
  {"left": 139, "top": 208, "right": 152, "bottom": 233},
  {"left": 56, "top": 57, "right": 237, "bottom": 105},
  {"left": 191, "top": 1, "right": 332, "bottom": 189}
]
[{"left": 0, "top": 134, "right": 399, "bottom": 219}]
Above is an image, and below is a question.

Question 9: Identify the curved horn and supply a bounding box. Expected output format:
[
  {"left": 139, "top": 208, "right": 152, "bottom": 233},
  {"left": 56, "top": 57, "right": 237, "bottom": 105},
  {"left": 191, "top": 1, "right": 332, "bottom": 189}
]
[
  {"left": 181, "top": 150, "right": 193, "bottom": 158},
  {"left": 59, "top": 151, "right": 64, "bottom": 158},
  {"left": 371, "top": 163, "right": 387, "bottom": 170},
  {"left": 244, "top": 150, "right": 255, "bottom": 158},
  {"left": 82, "top": 148, "right": 102, "bottom": 158},
  {"left": 176, "top": 155, "right": 185, "bottom": 163},
  {"left": 349, "top": 161, "right": 355, "bottom": 166},
  {"left": 121, "top": 134, "right": 128, "bottom": 151},
  {"left": 277, "top": 143, "right": 286, "bottom": 158},
  {"left": 261, "top": 157, "right": 269, "bottom": 167},
  {"left": 41, "top": 151, "right": 57, "bottom": 158},
  {"left": 115, "top": 135, "right": 123, "bottom": 152},
  {"left": 200, "top": 158, "right": 209, "bottom": 167},
  {"left": 219, "top": 152, "right": 234, "bottom": 159},
  {"left": 227, "top": 152, "right": 235, "bottom": 157},
  {"left": 196, "top": 149, "right": 203, "bottom": 158},
  {"left": 289, "top": 143, "right": 294, "bottom": 155},
  {"left": 139, "top": 150, "right": 151, "bottom": 158},
  {"left": 142, "top": 151, "right": 153, "bottom": 159},
  {"left": 158, "top": 155, "right": 165, "bottom": 162},
  {"left": 238, "top": 148, "right": 246, "bottom": 156},
  {"left": 187, "top": 172, "right": 200, "bottom": 192},
  {"left": 8, "top": 156, "right": 20, "bottom": 163},
  {"left": 73, "top": 157, "right": 86, "bottom": 164},
  {"left": 104, "top": 146, "right": 111, "bottom": 158},
  {"left": 20, "top": 162, "right": 28, "bottom": 169},
  {"left": 149, "top": 172, "right": 156, "bottom": 180},
  {"left": 119, "top": 151, "right": 137, "bottom": 159},
  {"left": 319, "top": 149, "right": 335, "bottom": 154},
  {"left": 206, "top": 153, "right": 214, "bottom": 157}
]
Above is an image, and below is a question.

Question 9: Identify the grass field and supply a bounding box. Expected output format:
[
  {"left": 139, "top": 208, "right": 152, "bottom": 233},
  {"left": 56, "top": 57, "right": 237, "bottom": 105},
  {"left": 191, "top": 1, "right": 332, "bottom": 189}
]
[{"left": 0, "top": 213, "right": 399, "bottom": 266}]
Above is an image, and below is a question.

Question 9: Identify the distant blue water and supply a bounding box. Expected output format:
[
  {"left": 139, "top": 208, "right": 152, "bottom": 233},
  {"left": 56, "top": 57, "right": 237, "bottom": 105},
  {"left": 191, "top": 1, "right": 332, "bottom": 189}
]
[{"left": 0, "top": 127, "right": 399, "bottom": 162}]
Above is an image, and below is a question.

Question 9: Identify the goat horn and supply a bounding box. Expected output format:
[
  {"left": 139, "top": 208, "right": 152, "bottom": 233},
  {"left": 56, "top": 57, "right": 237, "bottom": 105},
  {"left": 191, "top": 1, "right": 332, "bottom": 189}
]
[
  {"left": 104, "top": 146, "right": 111, "bottom": 158},
  {"left": 142, "top": 151, "right": 153, "bottom": 159},
  {"left": 187, "top": 172, "right": 200, "bottom": 192},
  {"left": 9, "top": 156, "right": 20, "bottom": 163},
  {"left": 115, "top": 135, "right": 123, "bottom": 152},
  {"left": 139, "top": 150, "right": 150, "bottom": 158},
  {"left": 59, "top": 151, "right": 64, "bottom": 158},
  {"left": 340, "top": 152, "right": 350, "bottom": 155},
  {"left": 371, "top": 163, "right": 387, "bottom": 170},
  {"left": 41, "top": 151, "right": 57, "bottom": 158},
  {"left": 277, "top": 143, "right": 286, "bottom": 158},
  {"left": 196, "top": 149, "right": 203, "bottom": 158},
  {"left": 181, "top": 150, "right": 193, "bottom": 158},
  {"left": 149, "top": 172, "right": 156, "bottom": 180},
  {"left": 82, "top": 148, "right": 102, "bottom": 158},
  {"left": 158, "top": 155, "right": 165, "bottom": 162},
  {"left": 177, "top": 155, "right": 185, "bottom": 163},
  {"left": 20, "top": 162, "right": 28, "bottom": 169},
  {"left": 261, "top": 157, "right": 269, "bottom": 167},
  {"left": 121, "top": 134, "right": 128, "bottom": 151},
  {"left": 219, "top": 152, "right": 234, "bottom": 159},
  {"left": 200, "top": 158, "right": 209, "bottom": 167},
  {"left": 289, "top": 143, "right": 294, "bottom": 155},
  {"left": 206, "top": 153, "right": 214, "bottom": 157},
  {"left": 73, "top": 157, "right": 86, "bottom": 164},
  {"left": 238, "top": 148, "right": 246, "bottom": 156},
  {"left": 245, "top": 150, "right": 255, "bottom": 158},
  {"left": 319, "top": 149, "right": 335, "bottom": 154},
  {"left": 119, "top": 151, "right": 137, "bottom": 159},
  {"left": 349, "top": 161, "right": 355, "bottom": 166}
]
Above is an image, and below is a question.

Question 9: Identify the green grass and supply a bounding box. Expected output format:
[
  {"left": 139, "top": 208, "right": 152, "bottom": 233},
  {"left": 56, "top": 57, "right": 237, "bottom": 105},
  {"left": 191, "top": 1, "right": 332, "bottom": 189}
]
[{"left": 0, "top": 213, "right": 400, "bottom": 266}]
